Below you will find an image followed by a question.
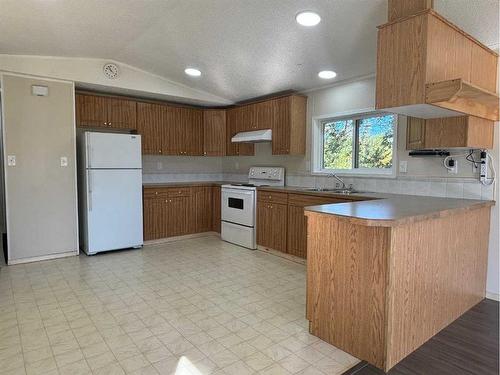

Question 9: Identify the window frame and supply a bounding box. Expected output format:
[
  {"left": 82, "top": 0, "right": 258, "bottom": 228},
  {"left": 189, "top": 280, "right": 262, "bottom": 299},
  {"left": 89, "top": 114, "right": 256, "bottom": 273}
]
[{"left": 311, "top": 109, "right": 398, "bottom": 177}]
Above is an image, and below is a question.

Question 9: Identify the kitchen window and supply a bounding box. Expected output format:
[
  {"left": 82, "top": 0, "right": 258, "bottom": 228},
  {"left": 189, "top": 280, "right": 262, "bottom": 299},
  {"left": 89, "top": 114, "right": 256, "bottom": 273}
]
[{"left": 312, "top": 112, "right": 397, "bottom": 176}]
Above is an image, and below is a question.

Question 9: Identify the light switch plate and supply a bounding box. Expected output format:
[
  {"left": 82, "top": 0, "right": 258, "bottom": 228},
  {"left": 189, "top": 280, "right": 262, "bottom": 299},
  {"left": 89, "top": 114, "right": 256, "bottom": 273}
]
[
  {"left": 399, "top": 160, "right": 408, "bottom": 173},
  {"left": 60, "top": 156, "right": 68, "bottom": 167},
  {"left": 7, "top": 155, "right": 16, "bottom": 167}
]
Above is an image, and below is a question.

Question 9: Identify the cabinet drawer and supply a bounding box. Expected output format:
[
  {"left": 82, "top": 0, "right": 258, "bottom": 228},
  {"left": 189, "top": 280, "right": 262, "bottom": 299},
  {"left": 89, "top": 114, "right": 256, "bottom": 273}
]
[
  {"left": 288, "top": 193, "right": 347, "bottom": 207},
  {"left": 257, "top": 191, "right": 288, "bottom": 204},
  {"left": 167, "top": 187, "right": 192, "bottom": 197},
  {"left": 143, "top": 188, "right": 169, "bottom": 199}
]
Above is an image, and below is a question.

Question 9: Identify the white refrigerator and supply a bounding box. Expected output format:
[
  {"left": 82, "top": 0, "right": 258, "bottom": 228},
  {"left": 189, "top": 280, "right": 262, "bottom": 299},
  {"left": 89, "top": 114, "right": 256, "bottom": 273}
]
[{"left": 78, "top": 132, "right": 143, "bottom": 255}]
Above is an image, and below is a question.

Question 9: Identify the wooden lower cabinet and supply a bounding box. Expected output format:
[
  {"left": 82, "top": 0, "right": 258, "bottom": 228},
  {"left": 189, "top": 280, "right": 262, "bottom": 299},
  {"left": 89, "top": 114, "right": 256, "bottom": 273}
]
[
  {"left": 212, "top": 186, "right": 221, "bottom": 233},
  {"left": 287, "top": 194, "right": 351, "bottom": 258},
  {"left": 287, "top": 205, "right": 308, "bottom": 258},
  {"left": 192, "top": 187, "right": 212, "bottom": 233},
  {"left": 143, "top": 192, "right": 167, "bottom": 241},
  {"left": 166, "top": 196, "right": 191, "bottom": 237},
  {"left": 144, "top": 185, "right": 219, "bottom": 241},
  {"left": 257, "top": 201, "right": 287, "bottom": 253}
]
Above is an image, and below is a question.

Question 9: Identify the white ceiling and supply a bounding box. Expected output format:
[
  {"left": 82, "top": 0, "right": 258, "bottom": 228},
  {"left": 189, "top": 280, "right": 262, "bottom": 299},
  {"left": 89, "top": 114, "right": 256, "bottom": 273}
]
[{"left": 0, "top": 0, "right": 498, "bottom": 103}]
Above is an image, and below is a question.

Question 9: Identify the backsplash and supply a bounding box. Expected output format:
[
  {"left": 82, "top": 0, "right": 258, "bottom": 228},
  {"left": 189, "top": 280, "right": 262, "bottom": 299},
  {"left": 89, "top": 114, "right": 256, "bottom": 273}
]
[
  {"left": 222, "top": 172, "right": 494, "bottom": 200},
  {"left": 143, "top": 172, "right": 224, "bottom": 183}
]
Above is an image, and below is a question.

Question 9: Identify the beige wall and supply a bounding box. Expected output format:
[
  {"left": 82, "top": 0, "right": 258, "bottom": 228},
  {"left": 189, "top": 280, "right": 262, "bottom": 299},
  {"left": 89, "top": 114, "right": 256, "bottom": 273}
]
[
  {"left": 1, "top": 74, "right": 78, "bottom": 263},
  {"left": 0, "top": 55, "right": 230, "bottom": 106}
]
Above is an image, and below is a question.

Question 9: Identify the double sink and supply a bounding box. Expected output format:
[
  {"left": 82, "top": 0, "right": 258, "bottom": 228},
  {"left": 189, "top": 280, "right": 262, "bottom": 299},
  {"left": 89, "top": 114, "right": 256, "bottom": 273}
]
[{"left": 301, "top": 187, "right": 367, "bottom": 195}]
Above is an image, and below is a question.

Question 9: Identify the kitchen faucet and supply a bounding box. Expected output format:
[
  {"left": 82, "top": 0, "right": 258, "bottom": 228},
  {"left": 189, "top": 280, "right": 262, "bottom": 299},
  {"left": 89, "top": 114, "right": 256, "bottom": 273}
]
[{"left": 328, "top": 173, "right": 347, "bottom": 189}]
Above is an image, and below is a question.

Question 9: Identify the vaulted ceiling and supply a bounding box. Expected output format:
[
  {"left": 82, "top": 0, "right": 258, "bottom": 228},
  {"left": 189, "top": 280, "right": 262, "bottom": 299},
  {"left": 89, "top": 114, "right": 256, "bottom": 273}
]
[{"left": 0, "top": 0, "right": 498, "bottom": 102}]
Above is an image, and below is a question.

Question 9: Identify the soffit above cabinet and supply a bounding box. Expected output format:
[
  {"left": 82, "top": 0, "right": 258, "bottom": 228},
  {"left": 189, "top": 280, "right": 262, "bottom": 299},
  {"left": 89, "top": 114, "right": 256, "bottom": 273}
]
[{"left": 376, "top": 8, "right": 499, "bottom": 121}]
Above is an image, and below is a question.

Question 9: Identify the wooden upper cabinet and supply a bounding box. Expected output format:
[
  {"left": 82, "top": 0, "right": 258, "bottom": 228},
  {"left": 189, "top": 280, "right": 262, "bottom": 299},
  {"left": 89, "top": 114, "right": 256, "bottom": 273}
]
[
  {"left": 107, "top": 97, "right": 137, "bottom": 130},
  {"left": 226, "top": 107, "right": 255, "bottom": 156},
  {"left": 203, "top": 110, "right": 226, "bottom": 156},
  {"left": 406, "top": 116, "right": 494, "bottom": 150},
  {"left": 406, "top": 117, "right": 426, "bottom": 150},
  {"left": 187, "top": 109, "right": 203, "bottom": 156},
  {"left": 75, "top": 93, "right": 136, "bottom": 129},
  {"left": 252, "top": 101, "right": 274, "bottom": 130},
  {"left": 75, "top": 94, "right": 107, "bottom": 128},
  {"left": 272, "top": 95, "right": 307, "bottom": 155},
  {"left": 163, "top": 105, "right": 181, "bottom": 155},
  {"left": 162, "top": 106, "right": 203, "bottom": 156},
  {"left": 137, "top": 102, "right": 163, "bottom": 154},
  {"left": 376, "top": 8, "right": 499, "bottom": 121}
]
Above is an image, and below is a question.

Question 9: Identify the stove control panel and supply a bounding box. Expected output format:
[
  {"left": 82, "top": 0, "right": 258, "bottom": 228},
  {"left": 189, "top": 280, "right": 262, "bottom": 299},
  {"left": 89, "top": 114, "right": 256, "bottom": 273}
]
[{"left": 248, "top": 167, "right": 285, "bottom": 186}]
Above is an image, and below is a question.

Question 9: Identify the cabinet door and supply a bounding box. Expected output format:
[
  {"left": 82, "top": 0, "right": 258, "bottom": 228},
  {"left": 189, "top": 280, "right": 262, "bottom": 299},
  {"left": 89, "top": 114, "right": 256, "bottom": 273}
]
[
  {"left": 236, "top": 105, "right": 253, "bottom": 131},
  {"left": 272, "top": 97, "right": 291, "bottom": 155},
  {"left": 137, "top": 102, "right": 163, "bottom": 154},
  {"left": 107, "top": 97, "right": 137, "bottom": 130},
  {"left": 203, "top": 110, "right": 226, "bottom": 156},
  {"left": 143, "top": 194, "right": 166, "bottom": 241},
  {"left": 226, "top": 108, "right": 240, "bottom": 156},
  {"left": 287, "top": 194, "right": 348, "bottom": 258},
  {"left": 187, "top": 109, "right": 204, "bottom": 156},
  {"left": 406, "top": 117, "right": 426, "bottom": 150},
  {"left": 166, "top": 196, "right": 191, "bottom": 237},
  {"left": 212, "top": 186, "right": 221, "bottom": 233},
  {"left": 192, "top": 187, "right": 212, "bottom": 233},
  {"left": 226, "top": 107, "right": 255, "bottom": 156},
  {"left": 257, "top": 201, "right": 287, "bottom": 252},
  {"left": 75, "top": 94, "right": 108, "bottom": 128},
  {"left": 163, "top": 105, "right": 182, "bottom": 155},
  {"left": 253, "top": 100, "right": 274, "bottom": 130},
  {"left": 287, "top": 205, "right": 307, "bottom": 258}
]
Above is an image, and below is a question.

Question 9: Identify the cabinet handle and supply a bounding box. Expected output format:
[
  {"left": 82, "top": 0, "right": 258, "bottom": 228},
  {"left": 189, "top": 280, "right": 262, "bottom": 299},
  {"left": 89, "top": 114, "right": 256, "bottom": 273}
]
[
  {"left": 109, "top": 122, "right": 112, "bottom": 126},
  {"left": 104, "top": 122, "right": 107, "bottom": 126},
  {"left": 155, "top": 192, "right": 158, "bottom": 195},
  {"left": 159, "top": 150, "right": 162, "bottom": 153}
]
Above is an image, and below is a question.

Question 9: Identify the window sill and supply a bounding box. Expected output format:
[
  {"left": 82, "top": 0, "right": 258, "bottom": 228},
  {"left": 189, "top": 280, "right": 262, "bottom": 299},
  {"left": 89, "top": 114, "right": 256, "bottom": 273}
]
[{"left": 311, "top": 170, "right": 397, "bottom": 179}]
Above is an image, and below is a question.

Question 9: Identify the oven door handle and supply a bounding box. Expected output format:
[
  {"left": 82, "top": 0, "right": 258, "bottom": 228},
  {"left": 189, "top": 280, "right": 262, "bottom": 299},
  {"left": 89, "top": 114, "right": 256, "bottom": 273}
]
[{"left": 222, "top": 188, "right": 255, "bottom": 196}]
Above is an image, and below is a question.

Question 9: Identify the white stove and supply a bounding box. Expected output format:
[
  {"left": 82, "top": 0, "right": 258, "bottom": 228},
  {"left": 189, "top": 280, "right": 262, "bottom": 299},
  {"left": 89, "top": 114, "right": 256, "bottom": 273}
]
[{"left": 221, "top": 167, "right": 285, "bottom": 249}]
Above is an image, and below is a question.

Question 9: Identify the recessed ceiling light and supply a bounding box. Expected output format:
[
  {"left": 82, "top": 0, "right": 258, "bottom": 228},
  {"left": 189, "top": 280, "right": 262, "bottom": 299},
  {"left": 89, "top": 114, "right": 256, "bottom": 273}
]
[
  {"left": 296, "top": 11, "right": 321, "bottom": 27},
  {"left": 185, "top": 68, "right": 201, "bottom": 77},
  {"left": 318, "top": 70, "right": 337, "bottom": 79}
]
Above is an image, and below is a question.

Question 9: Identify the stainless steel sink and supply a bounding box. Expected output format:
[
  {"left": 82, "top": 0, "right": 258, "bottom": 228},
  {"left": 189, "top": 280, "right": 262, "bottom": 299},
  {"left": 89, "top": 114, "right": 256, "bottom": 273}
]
[{"left": 302, "top": 188, "right": 366, "bottom": 194}]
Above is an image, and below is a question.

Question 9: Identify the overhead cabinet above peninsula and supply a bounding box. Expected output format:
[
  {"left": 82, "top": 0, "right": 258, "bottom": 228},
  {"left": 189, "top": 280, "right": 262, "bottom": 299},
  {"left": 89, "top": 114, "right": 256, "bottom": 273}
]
[
  {"left": 75, "top": 92, "right": 307, "bottom": 157},
  {"left": 376, "top": 4, "right": 499, "bottom": 121}
]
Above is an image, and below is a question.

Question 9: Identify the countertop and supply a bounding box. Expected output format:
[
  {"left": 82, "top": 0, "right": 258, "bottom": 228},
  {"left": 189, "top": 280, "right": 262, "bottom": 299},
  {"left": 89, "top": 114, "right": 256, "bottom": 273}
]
[
  {"left": 143, "top": 181, "right": 231, "bottom": 188},
  {"left": 142, "top": 181, "right": 494, "bottom": 226},
  {"left": 304, "top": 194, "right": 494, "bottom": 227}
]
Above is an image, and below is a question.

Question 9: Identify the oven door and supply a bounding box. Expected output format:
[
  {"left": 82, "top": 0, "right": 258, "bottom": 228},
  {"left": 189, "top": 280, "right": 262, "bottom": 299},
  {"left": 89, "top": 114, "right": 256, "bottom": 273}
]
[{"left": 221, "top": 188, "right": 255, "bottom": 227}]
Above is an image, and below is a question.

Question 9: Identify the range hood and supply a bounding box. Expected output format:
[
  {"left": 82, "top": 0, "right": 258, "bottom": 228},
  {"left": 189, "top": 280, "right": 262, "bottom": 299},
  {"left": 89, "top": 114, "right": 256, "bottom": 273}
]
[{"left": 231, "top": 129, "right": 272, "bottom": 143}]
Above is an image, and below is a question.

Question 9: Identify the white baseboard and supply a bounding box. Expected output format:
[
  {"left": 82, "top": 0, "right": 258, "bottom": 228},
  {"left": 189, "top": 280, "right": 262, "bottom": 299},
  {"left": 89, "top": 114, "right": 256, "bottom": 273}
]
[
  {"left": 8, "top": 251, "right": 78, "bottom": 265},
  {"left": 144, "top": 232, "right": 219, "bottom": 246},
  {"left": 486, "top": 291, "right": 500, "bottom": 301}
]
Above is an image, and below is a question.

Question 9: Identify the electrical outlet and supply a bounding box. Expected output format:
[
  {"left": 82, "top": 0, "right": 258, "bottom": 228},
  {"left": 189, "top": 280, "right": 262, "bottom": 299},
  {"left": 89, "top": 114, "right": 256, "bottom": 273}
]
[
  {"left": 447, "top": 159, "right": 458, "bottom": 174},
  {"left": 60, "top": 156, "right": 68, "bottom": 167},
  {"left": 480, "top": 151, "right": 488, "bottom": 182},
  {"left": 7, "top": 155, "right": 16, "bottom": 167}
]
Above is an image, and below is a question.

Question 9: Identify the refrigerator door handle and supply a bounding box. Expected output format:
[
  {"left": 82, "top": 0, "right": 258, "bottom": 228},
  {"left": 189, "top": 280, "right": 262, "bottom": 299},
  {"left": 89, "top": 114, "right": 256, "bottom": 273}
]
[
  {"left": 88, "top": 171, "right": 92, "bottom": 211},
  {"left": 86, "top": 133, "right": 92, "bottom": 168}
]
